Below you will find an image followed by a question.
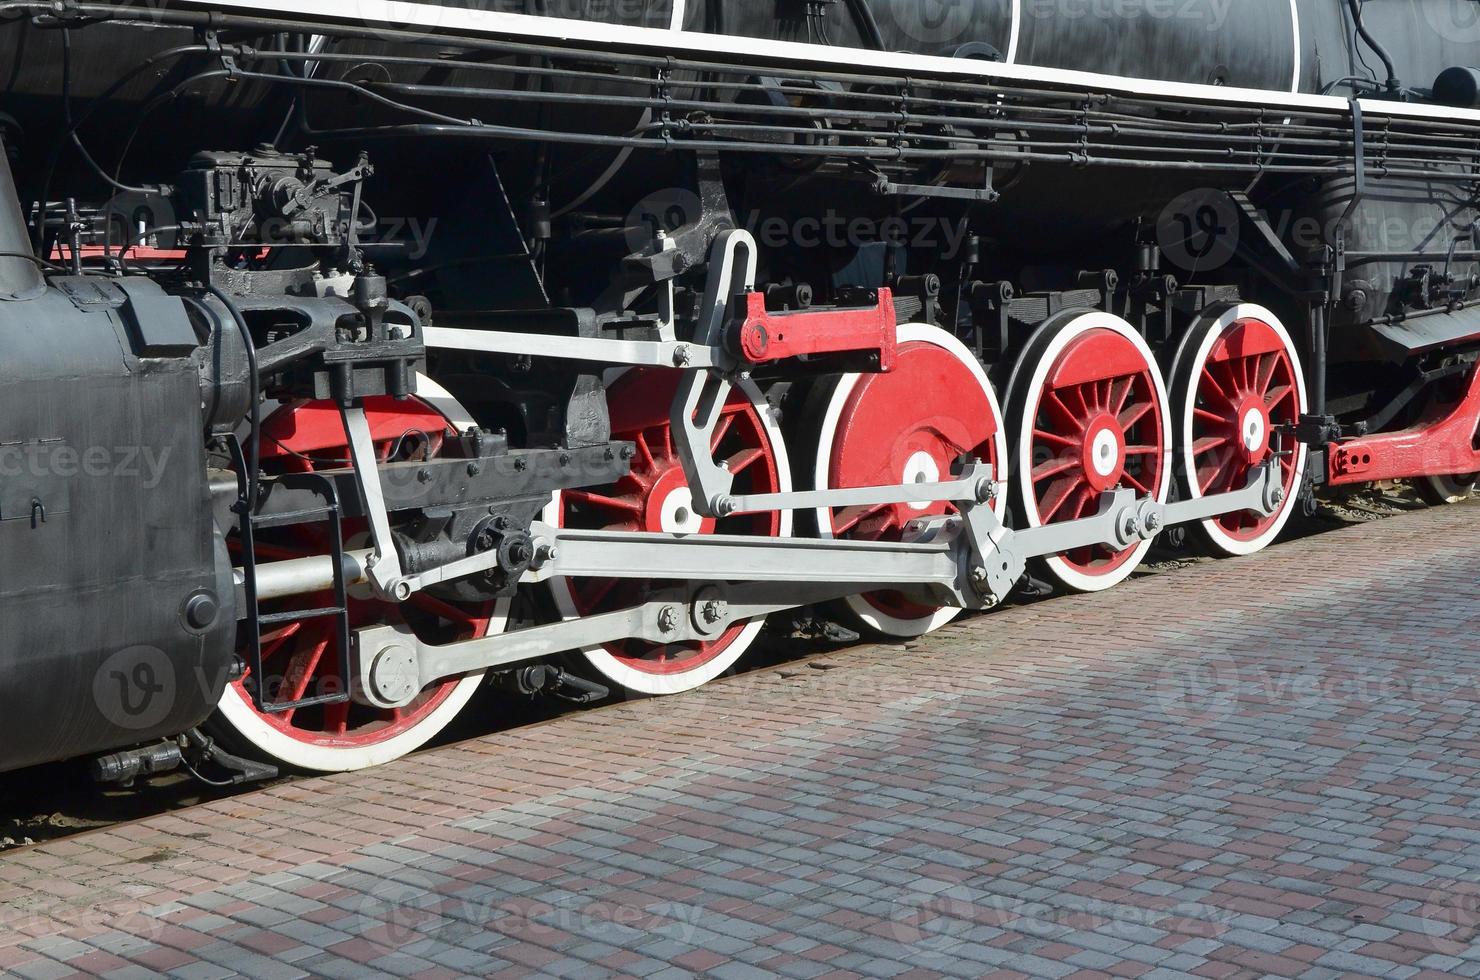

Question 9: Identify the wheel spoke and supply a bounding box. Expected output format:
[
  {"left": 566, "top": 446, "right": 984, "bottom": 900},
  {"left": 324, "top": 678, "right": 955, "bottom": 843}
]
[
  {"left": 1034, "top": 427, "right": 1078, "bottom": 448},
  {"left": 259, "top": 621, "right": 304, "bottom": 656},
  {"left": 280, "top": 630, "right": 332, "bottom": 720},
  {"left": 1255, "top": 353, "right": 1279, "bottom": 397},
  {"left": 1032, "top": 456, "right": 1079, "bottom": 481},
  {"left": 726, "top": 447, "right": 766, "bottom": 475},
  {"left": 710, "top": 412, "right": 737, "bottom": 451},
  {"left": 1122, "top": 469, "right": 1150, "bottom": 494},
  {"left": 634, "top": 429, "right": 655, "bottom": 469},
  {"left": 833, "top": 501, "right": 893, "bottom": 536},
  {"left": 1265, "top": 384, "right": 1295, "bottom": 413},
  {"left": 565, "top": 489, "right": 643, "bottom": 515},
  {"left": 1193, "top": 434, "right": 1231, "bottom": 455},
  {"left": 1119, "top": 399, "right": 1155, "bottom": 431},
  {"left": 1040, "top": 476, "right": 1083, "bottom": 522},
  {"left": 322, "top": 700, "right": 350, "bottom": 736},
  {"left": 410, "top": 592, "right": 480, "bottom": 627},
  {"left": 1193, "top": 406, "right": 1225, "bottom": 425},
  {"left": 1110, "top": 376, "right": 1133, "bottom": 416},
  {"left": 1044, "top": 390, "right": 1083, "bottom": 433},
  {"left": 1200, "top": 365, "right": 1232, "bottom": 404}
]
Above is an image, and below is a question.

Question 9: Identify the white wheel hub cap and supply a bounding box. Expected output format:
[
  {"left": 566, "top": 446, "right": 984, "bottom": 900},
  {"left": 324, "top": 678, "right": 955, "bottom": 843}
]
[
  {"left": 1242, "top": 409, "right": 1266, "bottom": 454},
  {"left": 903, "top": 450, "right": 941, "bottom": 511},
  {"left": 659, "top": 485, "right": 705, "bottom": 533},
  {"left": 1090, "top": 428, "right": 1120, "bottom": 479}
]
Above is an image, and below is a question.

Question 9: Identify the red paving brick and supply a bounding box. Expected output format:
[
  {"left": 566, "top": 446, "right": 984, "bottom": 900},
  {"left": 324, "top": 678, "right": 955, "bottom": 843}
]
[{"left": 0, "top": 504, "right": 1478, "bottom": 978}]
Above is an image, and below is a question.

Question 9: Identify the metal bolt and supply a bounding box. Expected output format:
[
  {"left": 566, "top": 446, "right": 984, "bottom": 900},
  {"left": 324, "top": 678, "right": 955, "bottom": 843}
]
[
  {"left": 417, "top": 467, "right": 432, "bottom": 483},
  {"left": 1119, "top": 511, "right": 1139, "bottom": 541},
  {"left": 970, "top": 565, "right": 988, "bottom": 586},
  {"left": 657, "top": 605, "right": 680, "bottom": 633},
  {"left": 514, "top": 457, "right": 529, "bottom": 471},
  {"left": 711, "top": 495, "right": 737, "bottom": 518},
  {"left": 1270, "top": 485, "right": 1286, "bottom": 506},
  {"left": 1143, "top": 511, "right": 1163, "bottom": 535},
  {"left": 620, "top": 445, "right": 637, "bottom": 460},
  {"left": 673, "top": 345, "right": 691, "bottom": 367},
  {"left": 467, "top": 461, "right": 481, "bottom": 476},
  {"left": 559, "top": 452, "right": 571, "bottom": 467},
  {"left": 700, "top": 600, "right": 725, "bottom": 624},
  {"left": 975, "top": 478, "right": 996, "bottom": 504},
  {"left": 533, "top": 543, "right": 559, "bottom": 567}
]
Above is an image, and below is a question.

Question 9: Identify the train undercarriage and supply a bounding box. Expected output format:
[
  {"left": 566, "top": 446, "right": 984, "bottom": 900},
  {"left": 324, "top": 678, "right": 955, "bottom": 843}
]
[{"left": 0, "top": 0, "right": 1476, "bottom": 779}]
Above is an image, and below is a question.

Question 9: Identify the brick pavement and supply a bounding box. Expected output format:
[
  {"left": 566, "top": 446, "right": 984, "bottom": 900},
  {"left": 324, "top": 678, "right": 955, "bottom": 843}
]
[{"left": 1, "top": 504, "right": 1478, "bottom": 979}]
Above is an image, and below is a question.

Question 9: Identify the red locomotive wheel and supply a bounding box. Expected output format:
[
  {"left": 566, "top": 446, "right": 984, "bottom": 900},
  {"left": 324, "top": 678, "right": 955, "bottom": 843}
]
[
  {"left": 1171, "top": 306, "right": 1308, "bottom": 556},
  {"left": 213, "top": 383, "right": 506, "bottom": 772},
  {"left": 547, "top": 368, "right": 791, "bottom": 696},
  {"left": 809, "top": 323, "right": 1008, "bottom": 638},
  {"left": 1009, "top": 311, "right": 1172, "bottom": 593}
]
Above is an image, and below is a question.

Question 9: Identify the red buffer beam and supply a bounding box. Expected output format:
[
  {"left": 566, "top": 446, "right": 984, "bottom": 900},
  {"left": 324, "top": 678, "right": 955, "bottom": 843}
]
[{"left": 1329, "top": 365, "right": 1480, "bottom": 486}]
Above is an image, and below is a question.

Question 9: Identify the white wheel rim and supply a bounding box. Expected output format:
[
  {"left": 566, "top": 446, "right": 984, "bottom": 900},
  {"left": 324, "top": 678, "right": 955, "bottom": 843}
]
[
  {"left": 1175, "top": 304, "right": 1308, "bottom": 557},
  {"left": 546, "top": 372, "right": 792, "bottom": 696},
  {"left": 813, "top": 323, "right": 1010, "bottom": 636},
  {"left": 1012, "top": 311, "right": 1173, "bottom": 593}
]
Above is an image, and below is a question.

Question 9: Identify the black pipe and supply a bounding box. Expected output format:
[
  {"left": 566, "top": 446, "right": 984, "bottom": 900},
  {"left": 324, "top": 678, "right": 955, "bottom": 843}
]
[
  {"left": 1345, "top": 0, "right": 1402, "bottom": 96},
  {"left": 844, "top": 0, "right": 885, "bottom": 50}
]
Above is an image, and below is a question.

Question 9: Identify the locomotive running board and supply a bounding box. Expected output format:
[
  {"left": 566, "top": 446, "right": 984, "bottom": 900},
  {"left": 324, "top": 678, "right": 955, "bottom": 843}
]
[
  {"left": 344, "top": 461, "right": 1285, "bottom": 708},
  {"left": 152, "top": 0, "right": 1480, "bottom": 127}
]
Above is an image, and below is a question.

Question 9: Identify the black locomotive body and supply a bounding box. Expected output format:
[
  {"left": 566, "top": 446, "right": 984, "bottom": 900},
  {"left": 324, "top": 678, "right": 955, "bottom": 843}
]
[{"left": 0, "top": 0, "right": 1474, "bottom": 778}]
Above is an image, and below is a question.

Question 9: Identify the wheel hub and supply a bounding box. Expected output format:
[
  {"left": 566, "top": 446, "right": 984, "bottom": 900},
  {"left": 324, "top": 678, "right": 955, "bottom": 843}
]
[
  {"left": 1082, "top": 415, "right": 1126, "bottom": 491},
  {"left": 1237, "top": 396, "right": 1271, "bottom": 464},
  {"left": 902, "top": 449, "right": 941, "bottom": 512},
  {"left": 648, "top": 469, "right": 709, "bottom": 533}
]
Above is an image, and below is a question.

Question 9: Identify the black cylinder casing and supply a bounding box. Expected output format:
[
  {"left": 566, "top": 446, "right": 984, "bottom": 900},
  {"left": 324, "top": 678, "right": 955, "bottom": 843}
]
[{"left": 0, "top": 277, "right": 235, "bottom": 774}]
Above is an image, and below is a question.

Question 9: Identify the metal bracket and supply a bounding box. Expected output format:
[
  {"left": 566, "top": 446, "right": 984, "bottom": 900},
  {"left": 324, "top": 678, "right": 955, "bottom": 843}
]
[
  {"left": 340, "top": 404, "right": 411, "bottom": 601},
  {"left": 423, "top": 325, "right": 722, "bottom": 370}
]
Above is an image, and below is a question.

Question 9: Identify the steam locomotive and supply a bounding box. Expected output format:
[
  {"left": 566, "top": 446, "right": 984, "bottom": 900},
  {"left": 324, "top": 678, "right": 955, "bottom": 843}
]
[{"left": 0, "top": 0, "right": 1475, "bottom": 779}]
